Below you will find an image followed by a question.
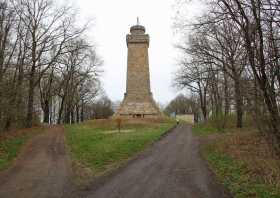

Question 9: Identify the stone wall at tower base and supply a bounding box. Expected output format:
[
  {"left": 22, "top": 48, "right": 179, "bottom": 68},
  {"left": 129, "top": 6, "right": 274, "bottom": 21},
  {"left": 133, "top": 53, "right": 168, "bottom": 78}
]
[
  {"left": 114, "top": 93, "right": 162, "bottom": 118},
  {"left": 115, "top": 114, "right": 161, "bottom": 119}
]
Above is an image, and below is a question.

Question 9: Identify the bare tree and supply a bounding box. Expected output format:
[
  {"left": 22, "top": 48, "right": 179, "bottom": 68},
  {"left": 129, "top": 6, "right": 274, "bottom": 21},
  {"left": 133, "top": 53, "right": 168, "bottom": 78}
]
[
  {"left": 164, "top": 94, "right": 196, "bottom": 115},
  {"left": 56, "top": 39, "right": 102, "bottom": 124},
  {"left": 175, "top": 52, "right": 211, "bottom": 121},
  {"left": 174, "top": 0, "right": 280, "bottom": 152},
  {"left": 0, "top": 0, "right": 102, "bottom": 132},
  {"left": 188, "top": 18, "right": 246, "bottom": 127},
  {"left": 12, "top": 0, "right": 87, "bottom": 127},
  {"left": 216, "top": 0, "right": 280, "bottom": 151}
]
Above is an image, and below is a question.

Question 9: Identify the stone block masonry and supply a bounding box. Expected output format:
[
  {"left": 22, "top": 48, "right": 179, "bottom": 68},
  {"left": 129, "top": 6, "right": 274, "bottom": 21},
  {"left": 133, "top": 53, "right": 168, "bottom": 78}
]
[{"left": 115, "top": 23, "right": 161, "bottom": 118}]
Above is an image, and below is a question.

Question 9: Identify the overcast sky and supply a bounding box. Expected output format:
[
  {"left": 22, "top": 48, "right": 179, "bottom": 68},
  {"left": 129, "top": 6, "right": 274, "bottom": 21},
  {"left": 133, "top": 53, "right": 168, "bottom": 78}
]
[{"left": 74, "top": 0, "right": 203, "bottom": 105}]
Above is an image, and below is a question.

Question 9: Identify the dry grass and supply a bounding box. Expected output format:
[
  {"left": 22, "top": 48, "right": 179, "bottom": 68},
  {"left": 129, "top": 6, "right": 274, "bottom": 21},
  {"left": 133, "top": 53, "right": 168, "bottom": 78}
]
[
  {"left": 213, "top": 128, "right": 280, "bottom": 188},
  {"left": 84, "top": 118, "right": 173, "bottom": 130},
  {"left": 0, "top": 126, "right": 45, "bottom": 142},
  {"left": 0, "top": 125, "right": 46, "bottom": 170},
  {"left": 195, "top": 115, "right": 280, "bottom": 196}
]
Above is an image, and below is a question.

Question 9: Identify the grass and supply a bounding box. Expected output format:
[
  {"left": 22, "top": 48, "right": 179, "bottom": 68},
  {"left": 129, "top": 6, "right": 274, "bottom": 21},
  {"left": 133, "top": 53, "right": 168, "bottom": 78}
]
[
  {"left": 0, "top": 127, "right": 44, "bottom": 170},
  {"left": 192, "top": 123, "right": 221, "bottom": 136},
  {"left": 203, "top": 144, "right": 280, "bottom": 198},
  {"left": 0, "top": 137, "right": 27, "bottom": 170},
  {"left": 65, "top": 118, "right": 175, "bottom": 182},
  {"left": 195, "top": 117, "right": 280, "bottom": 198},
  {"left": 193, "top": 114, "right": 255, "bottom": 136}
]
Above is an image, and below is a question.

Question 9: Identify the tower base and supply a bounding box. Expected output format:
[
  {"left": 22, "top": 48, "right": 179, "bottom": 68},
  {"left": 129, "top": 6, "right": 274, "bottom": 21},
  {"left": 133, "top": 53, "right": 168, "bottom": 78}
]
[{"left": 114, "top": 93, "right": 162, "bottom": 118}]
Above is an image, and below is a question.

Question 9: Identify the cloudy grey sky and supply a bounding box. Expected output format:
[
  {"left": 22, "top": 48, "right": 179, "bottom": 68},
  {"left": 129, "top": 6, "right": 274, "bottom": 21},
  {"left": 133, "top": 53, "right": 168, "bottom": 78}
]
[{"left": 74, "top": 0, "right": 203, "bottom": 105}]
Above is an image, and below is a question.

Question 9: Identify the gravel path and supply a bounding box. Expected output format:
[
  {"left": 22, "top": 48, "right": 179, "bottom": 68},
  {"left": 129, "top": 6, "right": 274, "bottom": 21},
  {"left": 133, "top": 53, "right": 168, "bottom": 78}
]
[{"left": 74, "top": 124, "right": 231, "bottom": 198}]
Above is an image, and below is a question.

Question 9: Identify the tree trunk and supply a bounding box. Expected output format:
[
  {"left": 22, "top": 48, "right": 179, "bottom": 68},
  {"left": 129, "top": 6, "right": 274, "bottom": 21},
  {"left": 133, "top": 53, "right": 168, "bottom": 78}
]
[
  {"left": 64, "top": 104, "right": 71, "bottom": 124},
  {"left": 71, "top": 110, "right": 75, "bottom": 124},
  {"left": 81, "top": 100, "right": 84, "bottom": 122},
  {"left": 43, "top": 100, "right": 50, "bottom": 124},
  {"left": 76, "top": 104, "right": 79, "bottom": 123},
  {"left": 234, "top": 78, "right": 243, "bottom": 128},
  {"left": 58, "top": 96, "right": 65, "bottom": 124},
  {"left": 224, "top": 74, "right": 230, "bottom": 115},
  {"left": 26, "top": 68, "right": 36, "bottom": 128},
  {"left": 197, "top": 82, "right": 207, "bottom": 121}
]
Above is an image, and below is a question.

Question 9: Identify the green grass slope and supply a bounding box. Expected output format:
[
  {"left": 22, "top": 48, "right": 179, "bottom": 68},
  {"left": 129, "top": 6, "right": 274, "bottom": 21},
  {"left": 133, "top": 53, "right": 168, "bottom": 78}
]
[{"left": 65, "top": 118, "right": 175, "bottom": 182}]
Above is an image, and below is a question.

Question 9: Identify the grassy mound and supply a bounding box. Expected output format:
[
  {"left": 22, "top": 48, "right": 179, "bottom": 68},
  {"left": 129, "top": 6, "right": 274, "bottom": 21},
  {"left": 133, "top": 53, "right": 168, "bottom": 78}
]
[{"left": 65, "top": 118, "right": 175, "bottom": 183}]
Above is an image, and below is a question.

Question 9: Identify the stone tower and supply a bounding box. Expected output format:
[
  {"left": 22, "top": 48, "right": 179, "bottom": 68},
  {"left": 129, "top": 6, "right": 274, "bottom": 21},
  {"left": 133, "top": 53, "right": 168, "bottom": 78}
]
[{"left": 115, "top": 22, "right": 161, "bottom": 118}]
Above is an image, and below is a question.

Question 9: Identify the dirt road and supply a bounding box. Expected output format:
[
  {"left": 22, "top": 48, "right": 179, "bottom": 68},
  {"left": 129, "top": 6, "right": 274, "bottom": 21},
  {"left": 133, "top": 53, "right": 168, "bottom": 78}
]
[
  {"left": 0, "top": 126, "right": 72, "bottom": 198},
  {"left": 74, "top": 125, "right": 231, "bottom": 198},
  {"left": 0, "top": 124, "right": 230, "bottom": 198}
]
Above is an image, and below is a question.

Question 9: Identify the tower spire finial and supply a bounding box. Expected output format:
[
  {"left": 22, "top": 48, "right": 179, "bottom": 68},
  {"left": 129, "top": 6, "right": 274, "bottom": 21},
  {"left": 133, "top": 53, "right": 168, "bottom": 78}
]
[{"left": 137, "top": 17, "right": 139, "bottom": 25}]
